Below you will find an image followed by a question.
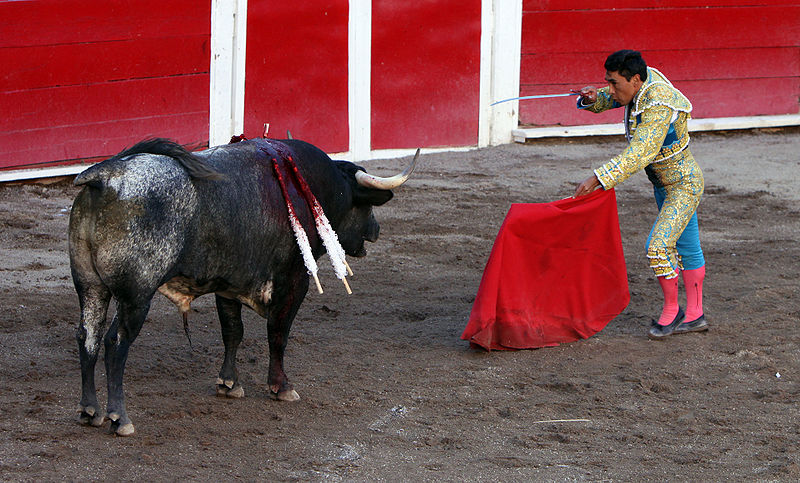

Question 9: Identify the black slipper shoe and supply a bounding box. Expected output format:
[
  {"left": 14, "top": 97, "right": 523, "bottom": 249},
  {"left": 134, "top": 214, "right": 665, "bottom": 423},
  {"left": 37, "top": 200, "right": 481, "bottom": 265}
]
[
  {"left": 674, "top": 314, "right": 708, "bottom": 333},
  {"left": 648, "top": 307, "right": 685, "bottom": 340}
]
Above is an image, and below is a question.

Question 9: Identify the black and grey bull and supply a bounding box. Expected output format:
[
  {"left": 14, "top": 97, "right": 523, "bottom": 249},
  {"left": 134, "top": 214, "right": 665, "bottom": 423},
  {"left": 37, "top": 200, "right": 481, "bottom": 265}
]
[{"left": 69, "top": 137, "right": 417, "bottom": 436}]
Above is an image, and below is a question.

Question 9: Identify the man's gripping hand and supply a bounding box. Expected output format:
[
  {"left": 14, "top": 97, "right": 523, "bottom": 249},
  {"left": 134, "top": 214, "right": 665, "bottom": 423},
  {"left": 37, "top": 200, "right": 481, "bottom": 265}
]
[
  {"left": 573, "top": 86, "right": 597, "bottom": 106},
  {"left": 574, "top": 174, "right": 602, "bottom": 198}
]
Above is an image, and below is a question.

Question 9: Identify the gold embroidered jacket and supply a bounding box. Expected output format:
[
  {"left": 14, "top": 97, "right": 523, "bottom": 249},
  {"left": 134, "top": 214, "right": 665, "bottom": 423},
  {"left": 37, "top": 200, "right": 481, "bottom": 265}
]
[{"left": 579, "top": 67, "right": 693, "bottom": 189}]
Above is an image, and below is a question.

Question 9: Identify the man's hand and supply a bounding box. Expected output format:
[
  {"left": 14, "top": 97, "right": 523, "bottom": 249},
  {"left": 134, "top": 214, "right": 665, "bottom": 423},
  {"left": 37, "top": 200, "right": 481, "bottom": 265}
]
[
  {"left": 574, "top": 174, "right": 601, "bottom": 197},
  {"left": 573, "top": 86, "right": 597, "bottom": 106}
]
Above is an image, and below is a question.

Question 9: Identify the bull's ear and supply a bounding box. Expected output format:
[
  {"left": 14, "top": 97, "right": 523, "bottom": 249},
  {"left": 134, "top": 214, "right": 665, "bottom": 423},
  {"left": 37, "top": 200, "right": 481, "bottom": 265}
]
[
  {"left": 354, "top": 187, "right": 394, "bottom": 206},
  {"left": 334, "top": 160, "right": 395, "bottom": 206}
]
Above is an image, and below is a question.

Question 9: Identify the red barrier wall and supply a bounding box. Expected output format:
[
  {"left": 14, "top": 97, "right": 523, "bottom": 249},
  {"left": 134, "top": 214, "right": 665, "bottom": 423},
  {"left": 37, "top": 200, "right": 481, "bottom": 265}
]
[
  {"left": 3, "top": 1, "right": 797, "bottom": 173},
  {"left": 0, "top": 0, "right": 211, "bottom": 170},
  {"left": 519, "top": 1, "right": 800, "bottom": 126}
]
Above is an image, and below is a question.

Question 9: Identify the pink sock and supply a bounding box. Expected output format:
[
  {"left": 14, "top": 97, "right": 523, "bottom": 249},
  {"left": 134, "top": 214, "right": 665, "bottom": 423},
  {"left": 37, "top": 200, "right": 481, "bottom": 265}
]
[
  {"left": 657, "top": 274, "right": 680, "bottom": 325},
  {"left": 682, "top": 265, "right": 705, "bottom": 321}
]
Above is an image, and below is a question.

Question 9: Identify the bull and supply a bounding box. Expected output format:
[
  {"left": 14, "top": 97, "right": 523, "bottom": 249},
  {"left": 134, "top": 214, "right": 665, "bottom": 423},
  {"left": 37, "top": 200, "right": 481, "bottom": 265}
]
[{"left": 68, "top": 137, "right": 417, "bottom": 436}]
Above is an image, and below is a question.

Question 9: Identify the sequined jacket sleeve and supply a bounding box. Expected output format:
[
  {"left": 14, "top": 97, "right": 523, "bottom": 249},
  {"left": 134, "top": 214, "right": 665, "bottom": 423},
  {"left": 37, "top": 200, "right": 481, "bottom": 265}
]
[{"left": 593, "top": 105, "right": 672, "bottom": 189}]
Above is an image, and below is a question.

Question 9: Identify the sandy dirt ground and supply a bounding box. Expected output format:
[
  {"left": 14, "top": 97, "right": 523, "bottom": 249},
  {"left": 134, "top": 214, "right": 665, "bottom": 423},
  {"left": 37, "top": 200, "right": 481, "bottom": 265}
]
[{"left": 1, "top": 128, "right": 798, "bottom": 481}]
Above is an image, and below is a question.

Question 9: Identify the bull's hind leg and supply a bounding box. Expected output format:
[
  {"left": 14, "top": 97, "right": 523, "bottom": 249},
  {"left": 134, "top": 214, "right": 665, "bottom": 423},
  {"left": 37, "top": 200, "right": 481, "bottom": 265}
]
[
  {"left": 103, "top": 299, "right": 152, "bottom": 436},
  {"left": 75, "top": 285, "right": 111, "bottom": 428},
  {"left": 71, "top": 191, "right": 114, "bottom": 429},
  {"left": 215, "top": 295, "right": 245, "bottom": 398}
]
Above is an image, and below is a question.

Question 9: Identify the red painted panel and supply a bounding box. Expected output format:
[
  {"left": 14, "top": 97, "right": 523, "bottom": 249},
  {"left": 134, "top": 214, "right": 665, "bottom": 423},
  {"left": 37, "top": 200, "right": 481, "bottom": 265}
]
[
  {"left": 522, "top": 7, "right": 800, "bottom": 54},
  {"left": 371, "top": 0, "right": 482, "bottom": 149},
  {"left": 519, "top": 78, "right": 800, "bottom": 125},
  {"left": 1, "top": 76, "right": 210, "bottom": 168},
  {"left": 519, "top": 3, "right": 800, "bottom": 126},
  {"left": 243, "top": 1, "right": 349, "bottom": 153},
  {"left": 0, "top": 0, "right": 211, "bottom": 170},
  {"left": 518, "top": 93, "right": 621, "bottom": 126}
]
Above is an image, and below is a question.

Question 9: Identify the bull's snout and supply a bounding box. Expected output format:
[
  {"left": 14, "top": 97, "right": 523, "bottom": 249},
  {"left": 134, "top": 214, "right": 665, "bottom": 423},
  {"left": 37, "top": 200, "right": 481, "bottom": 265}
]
[
  {"left": 352, "top": 217, "right": 379, "bottom": 257},
  {"left": 364, "top": 219, "right": 379, "bottom": 243}
]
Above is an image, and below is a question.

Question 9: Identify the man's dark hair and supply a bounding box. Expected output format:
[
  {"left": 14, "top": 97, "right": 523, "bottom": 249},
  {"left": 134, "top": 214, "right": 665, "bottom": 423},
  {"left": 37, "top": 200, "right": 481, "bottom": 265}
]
[{"left": 604, "top": 50, "right": 648, "bottom": 82}]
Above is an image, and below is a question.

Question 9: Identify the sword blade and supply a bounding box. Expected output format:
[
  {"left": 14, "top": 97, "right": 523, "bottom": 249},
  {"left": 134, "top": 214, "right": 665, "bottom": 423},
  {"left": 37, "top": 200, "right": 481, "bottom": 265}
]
[{"left": 491, "top": 92, "right": 579, "bottom": 106}]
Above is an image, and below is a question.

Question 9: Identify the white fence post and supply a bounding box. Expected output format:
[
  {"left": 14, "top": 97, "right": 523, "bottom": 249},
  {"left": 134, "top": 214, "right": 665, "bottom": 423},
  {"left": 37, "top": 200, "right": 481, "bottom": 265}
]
[
  {"left": 348, "top": 0, "right": 372, "bottom": 161},
  {"left": 480, "top": 0, "right": 522, "bottom": 147},
  {"left": 210, "top": 0, "right": 248, "bottom": 147}
]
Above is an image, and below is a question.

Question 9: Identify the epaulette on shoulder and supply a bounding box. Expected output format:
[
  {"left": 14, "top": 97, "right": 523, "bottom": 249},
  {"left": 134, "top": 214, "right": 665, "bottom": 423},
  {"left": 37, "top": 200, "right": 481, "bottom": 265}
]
[{"left": 633, "top": 81, "right": 692, "bottom": 117}]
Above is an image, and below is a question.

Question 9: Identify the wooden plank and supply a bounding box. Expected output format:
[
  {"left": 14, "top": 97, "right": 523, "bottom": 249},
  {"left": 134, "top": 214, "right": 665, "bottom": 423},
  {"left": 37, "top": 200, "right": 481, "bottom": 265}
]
[
  {"left": 682, "top": 78, "right": 800, "bottom": 118},
  {"left": 371, "top": 0, "right": 482, "bottom": 150},
  {"left": 523, "top": 0, "right": 800, "bottom": 11},
  {"left": 0, "top": 111, "right": 208, "bottom": 170},
  {"left": 0, "top": 0, "right": 210, "bottom": 48},
  {"left": 518, "top": 77, "right": 800, "bottom": 126},
  {"left": 1, "top": 36, "right": 210, "bottom": 91},
  {"left": 521, "top": 6, "right": 800, "bottom": 53},
  {"left": 243, "top": 1, "right": 349, "bottom": 153},
  {"left": 2, "top": 75, "right": 209, "bottom": 131},
  {"left": 1, "top": 75, "right": 209, "bottom": 168},
  {"left": 520, "top": 48, "right": 800, "bottom": 85}
]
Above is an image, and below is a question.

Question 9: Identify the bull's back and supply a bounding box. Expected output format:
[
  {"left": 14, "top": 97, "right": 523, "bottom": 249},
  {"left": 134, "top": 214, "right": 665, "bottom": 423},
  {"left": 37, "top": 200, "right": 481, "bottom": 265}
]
[{"left": 185, "top": 144, "right": 302, "bottom": 281}]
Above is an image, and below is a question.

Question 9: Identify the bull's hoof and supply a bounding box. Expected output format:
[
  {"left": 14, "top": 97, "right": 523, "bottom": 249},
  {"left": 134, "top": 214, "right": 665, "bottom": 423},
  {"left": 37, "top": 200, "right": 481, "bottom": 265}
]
[
  {"left": 271, "top": 389, "right": 300, "bottom": 402},
  {"left": 112, "top": 422, "right": 135, "bottom": 437},
  {"left": 216, "top": 383, "right": 245, "bottom": 398},
  {"left": 77, "top": 405, "right": 105, "bottom": 427},
  {"left": 107, "top": 412, "right": 135, "bottom": 436}
]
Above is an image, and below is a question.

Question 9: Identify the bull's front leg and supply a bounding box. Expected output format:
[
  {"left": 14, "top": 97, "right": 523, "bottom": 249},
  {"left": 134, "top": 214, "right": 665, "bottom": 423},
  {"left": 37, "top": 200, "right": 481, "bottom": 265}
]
[
  {"left": 75, "top": 286, "right": 111, "bottom": 428},
  {"left": 267, "top": 282, "right": 308, "bottom": 402},
  {"left": 214, "top": 295, "right": 245, "bottom": 398}
]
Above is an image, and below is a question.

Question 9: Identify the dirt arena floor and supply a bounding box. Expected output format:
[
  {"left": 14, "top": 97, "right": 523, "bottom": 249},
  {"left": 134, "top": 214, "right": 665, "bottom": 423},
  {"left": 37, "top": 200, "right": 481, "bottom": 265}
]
[{"left": 1, "top": 128, "right": 798, "bottom": 481}]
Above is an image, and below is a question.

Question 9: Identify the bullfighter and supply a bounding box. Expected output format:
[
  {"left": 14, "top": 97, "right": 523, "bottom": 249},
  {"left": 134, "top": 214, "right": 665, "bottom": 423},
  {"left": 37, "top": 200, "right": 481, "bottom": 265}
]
[{"left": 573, "top": 49, "right": 708, "bottom": 340}]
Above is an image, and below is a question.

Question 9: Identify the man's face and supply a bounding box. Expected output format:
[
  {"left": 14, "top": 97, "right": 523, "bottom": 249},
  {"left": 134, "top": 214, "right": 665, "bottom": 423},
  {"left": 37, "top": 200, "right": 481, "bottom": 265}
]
[{"left": 605, "top": 70, "right": 642, "bottom": 106}]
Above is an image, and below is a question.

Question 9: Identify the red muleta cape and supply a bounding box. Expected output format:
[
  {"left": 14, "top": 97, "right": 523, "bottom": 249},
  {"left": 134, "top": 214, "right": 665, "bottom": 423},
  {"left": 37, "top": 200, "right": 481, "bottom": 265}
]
[{"left": 461, "top": 188, "right": 629, "bottom": 350}]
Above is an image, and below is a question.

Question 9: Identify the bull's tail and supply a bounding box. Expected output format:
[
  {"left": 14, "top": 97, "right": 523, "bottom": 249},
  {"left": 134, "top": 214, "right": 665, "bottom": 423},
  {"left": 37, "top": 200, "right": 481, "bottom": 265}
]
[{"left": 74, "top": 138, "right": 222, "bottom": 188}]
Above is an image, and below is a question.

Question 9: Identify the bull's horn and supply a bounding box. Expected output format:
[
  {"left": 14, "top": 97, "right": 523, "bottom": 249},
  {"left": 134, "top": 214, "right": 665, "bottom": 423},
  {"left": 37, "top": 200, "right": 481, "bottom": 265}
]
[{"left": 355, "top": 148, "right": 420, "bottom": 190}]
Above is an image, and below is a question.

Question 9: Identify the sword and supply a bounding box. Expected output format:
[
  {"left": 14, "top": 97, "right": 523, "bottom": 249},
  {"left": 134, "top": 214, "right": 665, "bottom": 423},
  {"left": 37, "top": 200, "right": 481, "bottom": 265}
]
[{"left": 491, "top": 92, "right": 579, "bottom": 106}]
